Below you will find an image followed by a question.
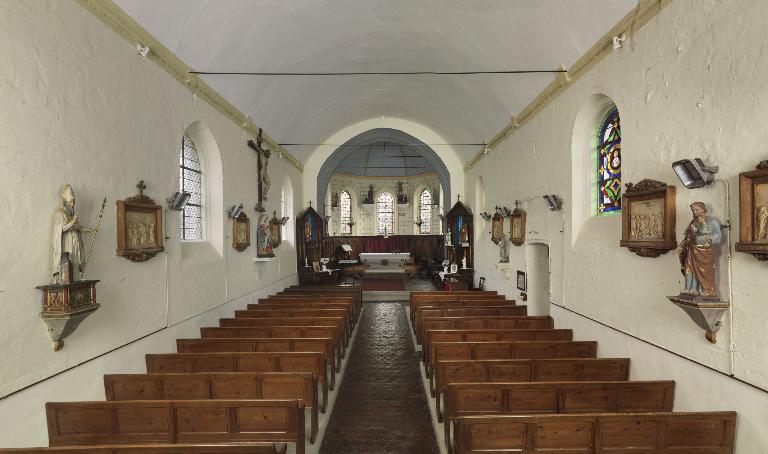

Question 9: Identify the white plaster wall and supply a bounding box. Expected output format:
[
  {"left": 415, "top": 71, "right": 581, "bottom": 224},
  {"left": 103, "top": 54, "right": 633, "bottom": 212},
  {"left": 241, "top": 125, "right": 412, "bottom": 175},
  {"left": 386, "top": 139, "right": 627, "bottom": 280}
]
[
  {"left": 327, "top": 173, "right": 441, "bottom": 236},
  {"left": 0, "top": 0, "right": 301, "bottom": 434},
  {"left": 467, "top": 0, "right": 768, "bottom": 450}
]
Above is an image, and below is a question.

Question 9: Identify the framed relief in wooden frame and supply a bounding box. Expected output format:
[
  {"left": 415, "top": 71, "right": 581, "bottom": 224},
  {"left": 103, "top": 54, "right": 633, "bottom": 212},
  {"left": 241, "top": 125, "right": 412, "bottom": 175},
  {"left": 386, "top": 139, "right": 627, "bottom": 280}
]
[
  {"left": 516, "top": 270, "right": 527, "bottom": 291},
  {"left": 116, "top": 180, "right": 164, "bottom": 262},
  {"left": 735, "top": 160, "right": 768, "bottom": 260},
  {"left": 620, "top": 179, "right": 676, "bottom": 257},
  {"left": 232, "top": 212, "right": 251, "bottom": 252},
  {"left": 270, "top": 211, "right": 282, "bottom": 249},
  {"left": 491, "top": 213, "right": 504, "bottom": 245},
  {"left": 509, "top": 202, "right": 526, "bottom": 246}
]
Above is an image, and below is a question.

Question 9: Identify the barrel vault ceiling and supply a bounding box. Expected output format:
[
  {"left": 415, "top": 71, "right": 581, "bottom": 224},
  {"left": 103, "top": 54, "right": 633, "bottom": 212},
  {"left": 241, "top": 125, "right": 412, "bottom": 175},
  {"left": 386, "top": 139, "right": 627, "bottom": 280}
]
[{"left": 115, "top": 0, "right": 638, "bottom": 164}]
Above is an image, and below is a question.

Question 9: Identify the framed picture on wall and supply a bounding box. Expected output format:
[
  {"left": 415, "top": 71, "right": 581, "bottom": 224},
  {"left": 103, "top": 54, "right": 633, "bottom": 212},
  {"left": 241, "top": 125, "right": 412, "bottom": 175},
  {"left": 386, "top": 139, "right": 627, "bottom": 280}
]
[
  {"left": 232, "top": 212, "right": 250, "bottom": 252},
  {"left": 116, "top": 180, "right": 164, "bottom": 262},
  {"left": 620, "top": 179, "right": 677, "bottom": 258},
  {"left": 516, "top": 270, "right": 526, "bottom": 291},
  {"left": 735, "top": 161, "right": 768, "bottom": 260},
  {"left": 491, "top": 213, "right": 504, "bottom": 244},
  {"left": 509, "top": 203, "right": 526, "bottom": 246},
  {"left": 450, "top": 263, "right": 459, "bottom": 274}
]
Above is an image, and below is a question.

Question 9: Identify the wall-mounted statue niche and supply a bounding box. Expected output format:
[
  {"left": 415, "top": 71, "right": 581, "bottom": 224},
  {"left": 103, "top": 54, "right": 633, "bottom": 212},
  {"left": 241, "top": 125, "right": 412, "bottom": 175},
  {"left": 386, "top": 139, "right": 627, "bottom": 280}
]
[
  {"left": 445, "top": 198, "right": 473, "bottom": 269},
  {"left": 296, "top": 203, "right": 324, "bottom": 267},
  {"left": 620, "top": 179, "right": 676, "bottom": 257},
  {"left": 735, "top": 160, "right": 768, "bottom": 260},
  {"left": 38, "top": 184, "right": 106, "bottom": 351},
  {"left": 668, "top": 201, "right": 729, "bottom": 343},
  {"left": 509, "top": 201, "right": 526, "bottom": 246},
  {"left": 116, "top": 180, "right": 164, "bottom": 262},
  {"left": 248, "top": 129, "right": 271, "bottom": 213},
  {"left": 256, "top": 213, "right": 275, "bottom": 258},
  {"left": 232, "top": 212, "right": 250, "bottom": 252}
]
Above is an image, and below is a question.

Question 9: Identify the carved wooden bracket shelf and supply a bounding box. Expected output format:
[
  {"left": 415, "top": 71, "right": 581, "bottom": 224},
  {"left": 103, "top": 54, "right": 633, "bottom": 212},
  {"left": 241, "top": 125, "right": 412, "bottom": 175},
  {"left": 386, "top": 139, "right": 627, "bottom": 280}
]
[
  {"left": 668, "top": 295, "right": 729, "bottom": 344},
  {"left": 495, "top": 263, "right": 514, "bottom": 281}
]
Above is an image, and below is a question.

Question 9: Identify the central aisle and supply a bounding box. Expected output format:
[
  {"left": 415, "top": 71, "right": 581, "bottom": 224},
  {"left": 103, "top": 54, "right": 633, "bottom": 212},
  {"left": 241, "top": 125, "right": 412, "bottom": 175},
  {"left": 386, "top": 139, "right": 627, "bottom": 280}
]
[{"left": 319, "top": 302, "right": 440, "bottom": 454}]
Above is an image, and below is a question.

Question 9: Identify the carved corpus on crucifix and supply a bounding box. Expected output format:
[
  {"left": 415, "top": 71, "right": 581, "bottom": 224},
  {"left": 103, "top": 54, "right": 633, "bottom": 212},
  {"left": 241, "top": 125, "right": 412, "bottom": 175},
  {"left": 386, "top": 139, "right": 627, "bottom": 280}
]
[{"left": 247, "top": 129, "right": 271, "bottom": 213}]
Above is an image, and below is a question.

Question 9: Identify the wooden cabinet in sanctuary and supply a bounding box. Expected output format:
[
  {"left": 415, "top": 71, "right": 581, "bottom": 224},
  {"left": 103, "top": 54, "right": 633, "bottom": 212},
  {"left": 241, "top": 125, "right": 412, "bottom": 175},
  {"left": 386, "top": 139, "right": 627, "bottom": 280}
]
[
  {"left": 296, "top": 205, "right": 324, "bottom": 268},
  {"left": 445, "top": 199, "right": 474, "bottom": 270}
]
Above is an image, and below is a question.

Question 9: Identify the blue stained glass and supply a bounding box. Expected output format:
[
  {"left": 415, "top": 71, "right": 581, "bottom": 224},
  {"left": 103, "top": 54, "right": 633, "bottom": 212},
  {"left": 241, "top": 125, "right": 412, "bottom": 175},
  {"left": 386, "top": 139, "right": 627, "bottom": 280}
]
[{"left": 597, "top": 107, "right": 622, "bottom": 215}]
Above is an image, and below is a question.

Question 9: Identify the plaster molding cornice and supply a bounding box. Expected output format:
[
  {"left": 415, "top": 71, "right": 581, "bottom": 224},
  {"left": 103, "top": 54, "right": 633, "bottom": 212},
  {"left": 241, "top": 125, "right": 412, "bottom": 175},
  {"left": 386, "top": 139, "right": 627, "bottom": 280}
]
[
  {"left": 75, "top": 0, "right": 303, "bottom": 172},
  {"left": 465, "top": 0, "right": 673, "bottom": 170}
]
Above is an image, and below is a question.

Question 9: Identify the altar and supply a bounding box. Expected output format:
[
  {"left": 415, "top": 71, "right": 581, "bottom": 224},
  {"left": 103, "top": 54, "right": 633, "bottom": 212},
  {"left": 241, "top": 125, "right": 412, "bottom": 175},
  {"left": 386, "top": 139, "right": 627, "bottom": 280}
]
[{"left": 359, "top": 252, "right": 410, "bottom": 274}]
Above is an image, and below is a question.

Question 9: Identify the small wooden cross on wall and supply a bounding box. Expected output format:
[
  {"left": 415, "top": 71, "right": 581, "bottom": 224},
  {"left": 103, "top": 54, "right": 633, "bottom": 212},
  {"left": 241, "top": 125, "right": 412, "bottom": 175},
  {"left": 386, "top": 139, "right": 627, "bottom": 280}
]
[{"left": 136, "top": 180, "right": 147, "bottom": 197}]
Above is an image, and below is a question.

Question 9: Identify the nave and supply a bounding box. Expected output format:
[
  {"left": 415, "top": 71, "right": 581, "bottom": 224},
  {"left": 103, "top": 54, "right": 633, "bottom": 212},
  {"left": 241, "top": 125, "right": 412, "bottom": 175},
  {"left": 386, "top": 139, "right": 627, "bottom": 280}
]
[{"left": 0, "top": 286, "right": 736, "bottom": 453}]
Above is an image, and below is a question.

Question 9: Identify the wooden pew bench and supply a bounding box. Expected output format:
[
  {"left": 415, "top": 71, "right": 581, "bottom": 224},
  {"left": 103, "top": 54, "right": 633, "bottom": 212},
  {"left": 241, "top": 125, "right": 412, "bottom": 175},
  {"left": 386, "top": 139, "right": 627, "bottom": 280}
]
[
  {"left": 44, "top": 400, "right": 305, "bottom": 454},
  {"left": 176, "top": 338, "right": 338, "bottom": 387},
  {"left": 443, "top": 380, "right": 675, "bottom": 452},
  {"left": 234, "top": 308, "right": 352, "bottom": 340},
  {"left": 201, "top": 325, "right": 345, "bottom": 363},
  {"left": 420, "top": 316, "right": 554, "bottom": 346},
  {"left": 145, "top": 352, "right": 329, "bottom": 412},
  {"left": 433, "top": 358, "right": 631, "bottom": 420},
  {"left": 0, "top": 444, "right": 278, "bottom": 453},
  {"left": 427, "top": 340, "right": 598, "bottom": 379},
  {"left": 423, "top": 328, "right": 573, "bottom": 364},
  {"left": 219, "top": 317, "right": 349, "bottom": 348},
  {"left": 410, "top": 298, "right": 513, "bottom": 330},
  {"left": 104, "top": 372, "right": 320, "bottom": 443},
  {"left": 415, "top": 307, "right": 530, "bottom": 344},
  {"left": 452, "top": 412, "right": 737, "bottom": 454},
  {"left": 256, "top": 296, "right": 358, "bottom": 325}
]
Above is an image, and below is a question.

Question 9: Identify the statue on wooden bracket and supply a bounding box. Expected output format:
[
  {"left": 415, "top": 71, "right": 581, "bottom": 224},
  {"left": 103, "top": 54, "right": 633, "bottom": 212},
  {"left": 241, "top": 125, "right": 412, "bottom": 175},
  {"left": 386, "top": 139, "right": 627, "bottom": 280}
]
[
  {"left": 668, "top": 201, "right": 729, "bottom": 344},
  {"left": 51, "top": 184, "right": 104, "bottom": 283}
]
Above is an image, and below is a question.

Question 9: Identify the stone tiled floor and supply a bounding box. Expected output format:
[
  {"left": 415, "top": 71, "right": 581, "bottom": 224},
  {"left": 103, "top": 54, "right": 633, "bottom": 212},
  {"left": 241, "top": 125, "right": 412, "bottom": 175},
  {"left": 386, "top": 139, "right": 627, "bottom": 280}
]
[{"left": 319, "top": 302, "right": 440, "bottom": 454}]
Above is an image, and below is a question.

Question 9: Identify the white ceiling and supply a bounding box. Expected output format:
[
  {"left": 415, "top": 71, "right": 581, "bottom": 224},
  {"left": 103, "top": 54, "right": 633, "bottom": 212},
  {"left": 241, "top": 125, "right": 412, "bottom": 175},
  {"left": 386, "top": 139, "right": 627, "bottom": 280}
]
[{"left": 116, "top": 0, "right": 638, "bottom": 164}]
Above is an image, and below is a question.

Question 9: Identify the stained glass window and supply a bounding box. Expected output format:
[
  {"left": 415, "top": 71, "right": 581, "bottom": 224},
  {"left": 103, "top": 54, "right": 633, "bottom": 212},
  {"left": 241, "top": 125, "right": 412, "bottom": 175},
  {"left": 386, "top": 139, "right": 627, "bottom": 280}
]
[
  {"left": 180, "top": 134, "right": 203, "bottom": 240},
  {"left": 340, "top": 191, "right": 351, "bottom": 235},
  {"left": 376, "top": 192, "right": 394, "bottom": 235},
  {"left": 596, "top": 107, "right": 622, "bottom": 215},
  {"left": 419, "top": 189, "right": 432, "bottom": 234}
]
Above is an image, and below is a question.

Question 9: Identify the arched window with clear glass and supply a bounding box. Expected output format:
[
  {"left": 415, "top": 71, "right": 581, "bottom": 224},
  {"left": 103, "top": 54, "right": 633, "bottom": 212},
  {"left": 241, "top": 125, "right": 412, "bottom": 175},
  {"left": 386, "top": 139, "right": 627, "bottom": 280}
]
[
  {"left": 376, "top": 192, "right": 394, "bottom": 235},
  {"left": 419, "top": 189, "right": 432, "bottom": 234},
  {"left": 596, "top": 106, "right": 622, "bottom": 215},
  {"left": 339, "top": 191, "right": 352, "bottom": 235},
  {"left": 180, "top": 134, "right": 203, "bottom": 240}
]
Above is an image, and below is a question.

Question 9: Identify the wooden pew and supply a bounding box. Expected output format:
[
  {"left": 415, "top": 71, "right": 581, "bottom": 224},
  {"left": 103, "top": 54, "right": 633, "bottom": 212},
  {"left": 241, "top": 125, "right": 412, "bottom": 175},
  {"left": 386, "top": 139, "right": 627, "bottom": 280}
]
[
  {"left": 44, "top": 400, "right": 305, "bottom": 454},
  {"left": 420, "top": 316, "right": 554, "bottom": 346},
  {"left": 410, "top": 299, "right": 514, "bottom": 330},
  {"left": 415, "top": 307, "right": 528, "bottom": 341},
  {"left": 0, "top": 444, "right": 277, "bottom": 453},
  {"left": 145, "top": 352, "right": 329, "bottom": 412},
  {"left": 104, "top": 372, "right": 320, "bottom": 443},
  {"left": 201, "top": 325, "right": 345, "bottom": 362},
  {"left": 427, "top": 340, "right": 598, "bottom": 379},
  {"left": 409, "top": 292, "right": 504, "bottom": 320},
  {"left": 234, "top": 308, "right": 352, "bottom": 339},
  {"left": 423, "top": 328, "right": 573, "bottom": 364},
  {"left": 443, "top": 380, "right": 675, "bottom": 452},
  {"left": 280, "top": 286, "right": 362, "bottom": 312},
  {"left": 219, "top": 317, "right": 349, "bottom": 347},
  {"left": 433, "top": 358, "right": 631, "bottom": 420},
  {"left": 176, "top": 338, "right": 338, "bottom": 387},
  {"left": 452, "top": 412, "right": 737, "bottom": 454},
  {"left": 256, "top": 296, "right": 358, "bottom": 324}
]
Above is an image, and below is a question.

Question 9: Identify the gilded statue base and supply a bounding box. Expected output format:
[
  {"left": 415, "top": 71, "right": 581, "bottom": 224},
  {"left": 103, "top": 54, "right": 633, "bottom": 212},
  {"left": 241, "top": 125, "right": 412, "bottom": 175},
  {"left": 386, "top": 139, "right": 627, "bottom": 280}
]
[
  {"left": 36, "top": 280, "right": 100, "bottom": 351},
  {"left": 668, "top": 294, "right": 729, "bottom": 344}
]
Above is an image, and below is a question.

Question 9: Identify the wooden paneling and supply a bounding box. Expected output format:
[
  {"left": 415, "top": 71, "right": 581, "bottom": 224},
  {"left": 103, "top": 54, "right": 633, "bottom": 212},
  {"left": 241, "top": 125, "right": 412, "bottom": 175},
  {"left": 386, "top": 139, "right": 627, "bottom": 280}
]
[{"left": 322, "top": 235, "right": 444, "bottom": 261}]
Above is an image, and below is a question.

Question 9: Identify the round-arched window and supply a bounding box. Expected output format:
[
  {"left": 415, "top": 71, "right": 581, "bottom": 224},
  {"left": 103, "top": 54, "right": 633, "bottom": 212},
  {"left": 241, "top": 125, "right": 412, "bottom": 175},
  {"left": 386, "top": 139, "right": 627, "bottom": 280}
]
[{"left": 596, "top": 107, "right": 621, "bottom": 215}]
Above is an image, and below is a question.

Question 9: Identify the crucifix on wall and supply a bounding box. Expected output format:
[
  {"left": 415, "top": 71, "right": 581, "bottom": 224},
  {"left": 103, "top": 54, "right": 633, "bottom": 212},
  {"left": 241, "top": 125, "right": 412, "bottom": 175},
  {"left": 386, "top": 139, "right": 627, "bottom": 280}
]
[{"left": 247, "top": 128, "right": 271, "bottom": 212}]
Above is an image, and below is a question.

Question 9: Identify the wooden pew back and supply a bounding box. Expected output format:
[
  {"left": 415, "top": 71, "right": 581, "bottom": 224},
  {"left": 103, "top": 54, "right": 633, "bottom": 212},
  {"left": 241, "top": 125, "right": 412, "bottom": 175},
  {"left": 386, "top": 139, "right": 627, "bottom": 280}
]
[
  {"left": 410, "top": 299, "right": 514, "bottom": 329},
  {"left": 104, "top": 372, "right": 319, "bottom": 443},
  {"left": 0, "top": 444, "right": 277, "bottom": 453},
  {"left": 453, "top": 412, "right": 737, "bottom": 454},
  {"left": 420, "top": 316, "right": 554, "bottom": 345},
  {"left": 416, "top": 307, "right": 529, "bottom": 343},
  {"left": 45, "top": 400, "right": 304, "bottom": 454}
]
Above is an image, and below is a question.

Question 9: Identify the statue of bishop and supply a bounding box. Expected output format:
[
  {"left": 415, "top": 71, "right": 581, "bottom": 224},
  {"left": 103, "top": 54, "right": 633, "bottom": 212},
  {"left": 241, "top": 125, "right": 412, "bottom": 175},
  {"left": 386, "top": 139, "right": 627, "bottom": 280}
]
[{"left": 52, "top": 185, "right": 92, "bottom": 283}]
